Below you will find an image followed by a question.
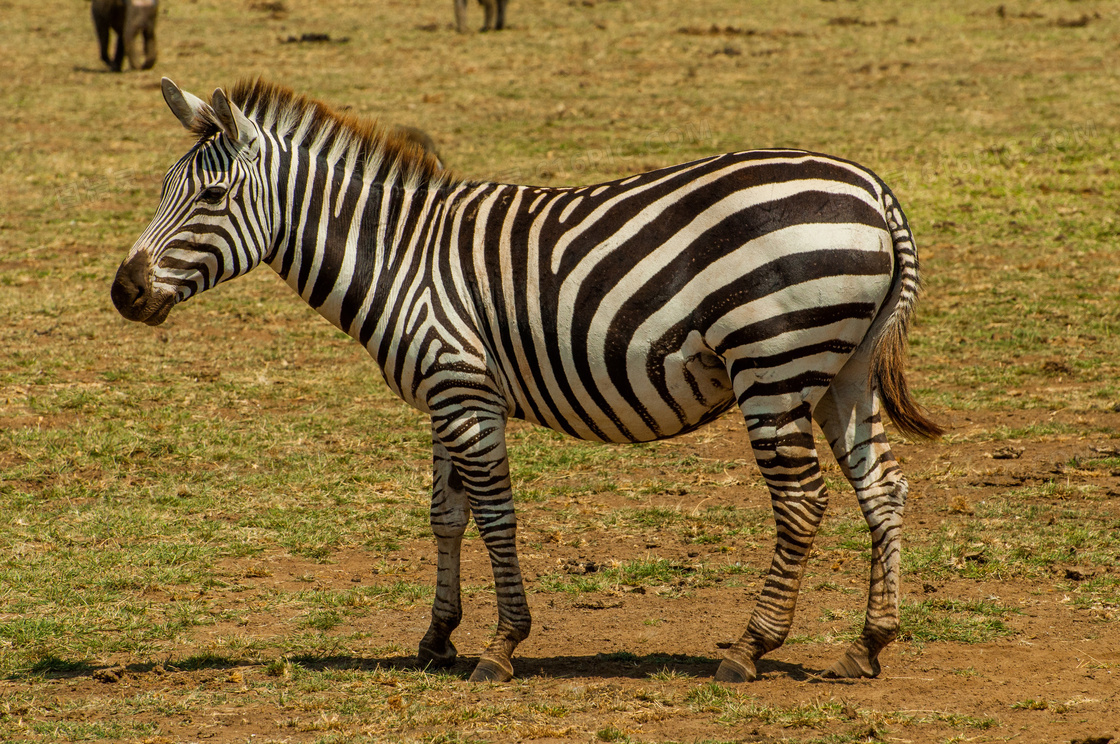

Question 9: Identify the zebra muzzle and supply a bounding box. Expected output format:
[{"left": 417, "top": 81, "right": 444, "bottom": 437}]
[{"left": 111, "top": 251, "right": 176, "bottom": 326}]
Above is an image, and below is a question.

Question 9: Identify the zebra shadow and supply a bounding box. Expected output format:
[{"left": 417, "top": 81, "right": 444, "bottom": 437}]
[
  {"left": 26, "top": 653, "right": 828, "bottom": 685},
  {"left": 257, "top": 653, "right": 825, "bottom": 683},
  {"left": 233, "top": 653, "right": 824, "bottom": 683},
  {"left": 447, "top": 655, "right": 860, "bottom": 684},
  {"left": 509, "top": 654, "right": 818, "bottom": 682},
  {"left": 222, "top": 652, "right": 816, "bottom": 682}
]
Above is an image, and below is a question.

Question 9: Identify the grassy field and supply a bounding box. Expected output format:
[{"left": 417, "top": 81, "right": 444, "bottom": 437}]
[{"left": 2, "top": 0, "right": 1120, "bottom": 742}]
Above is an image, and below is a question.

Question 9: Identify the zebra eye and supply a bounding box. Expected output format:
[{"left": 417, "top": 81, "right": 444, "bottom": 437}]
[{"left": 198, "top": 186, "right": 227, "bottom": 204}]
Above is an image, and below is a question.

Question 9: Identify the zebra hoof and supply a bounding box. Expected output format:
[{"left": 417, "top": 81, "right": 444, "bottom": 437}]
[
  {"left": 417, "top": 639, "right": 458, "bottom": 669},
  {"left": 714, "top": 655, "right": 757, "bottom": 683},
  {"left": 825, "top": 648, "right": 880, "bottom": 679},
  {"left": 469, "top": 657, "right": 514, "bottom": 682}
]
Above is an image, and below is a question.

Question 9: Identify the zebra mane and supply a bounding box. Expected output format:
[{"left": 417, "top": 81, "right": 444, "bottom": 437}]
[{"left": 188, "top": 78, "right": 452, "bottom": 188}]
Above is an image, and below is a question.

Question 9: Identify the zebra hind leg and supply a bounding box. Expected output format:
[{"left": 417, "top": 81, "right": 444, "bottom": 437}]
[
  {"left": 417, "top": 439, "right": 470, "bottom": 669},
  {"left": 716, "top": 395, "right": 829, "bottom": 683},
  {"left": 813, "top": 348, "right": 908, "bottom": 678}
]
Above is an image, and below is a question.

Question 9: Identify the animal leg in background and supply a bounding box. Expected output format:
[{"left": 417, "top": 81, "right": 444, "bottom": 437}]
[
  {"left": 455, "top": 0, "right": 508, "bottom": 32},
  {"left": 453, "top": 0, "right": 469, "bottom": 32},
  {"left": 92, "top": 0, "right": 126, "bottom": 71},
  {"left": 124, "top": 0, "right": 158, "bottom": 71},
  {"left": 92, "top": 0, "right": 157, "bottom": 71}
]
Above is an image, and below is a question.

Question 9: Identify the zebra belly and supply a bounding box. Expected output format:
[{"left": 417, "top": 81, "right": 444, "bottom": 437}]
[
  {"left": 505, "top": 328, "right": 737, "bottom": 444},
  {"left": 620, "top": 329, "right": 738, "bottom": 441}
]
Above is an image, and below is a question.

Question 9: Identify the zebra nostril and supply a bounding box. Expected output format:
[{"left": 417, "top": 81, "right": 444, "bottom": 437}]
[{"left": 110, "top": 252, "right": 152, "bottom": 317}]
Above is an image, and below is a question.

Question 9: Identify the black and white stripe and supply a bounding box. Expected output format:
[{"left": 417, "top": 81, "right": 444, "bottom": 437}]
[{"left": 112, "top": 78, "right": 941, "bottom": 683}]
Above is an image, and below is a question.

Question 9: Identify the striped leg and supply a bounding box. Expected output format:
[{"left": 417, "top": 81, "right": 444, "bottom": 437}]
[
  {"left": 431, "top": 410, "right": 530, "bottom": 682},
  {"left": 814, "top": 350, "right": 907, "bottom": 678},
  {"left": 417, "top": 437, "right": 470, "bottom": 669},
  {"left": 716, "top": 395, "right": 829, "bottom": 683}
]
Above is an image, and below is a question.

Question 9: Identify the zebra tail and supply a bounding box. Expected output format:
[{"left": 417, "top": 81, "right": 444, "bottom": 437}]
[{"left": 870, "top": 185, "right": 945, "bottom": 440}]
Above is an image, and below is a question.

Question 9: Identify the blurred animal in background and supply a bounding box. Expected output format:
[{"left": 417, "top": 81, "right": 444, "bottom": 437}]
[
  {"left": 393, "top": 125, "right": 445, "bottom": 170},
  {"left": 454, "top": 0, "right": 508, "bottom": 32},
  {"left": 92, "top": 0, "right": 158, "bottom": 71}
]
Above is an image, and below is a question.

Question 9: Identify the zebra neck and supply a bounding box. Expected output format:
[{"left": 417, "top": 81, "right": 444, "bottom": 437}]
[{"left": 265, "top": 169, "right": 455, "bottom": 346}]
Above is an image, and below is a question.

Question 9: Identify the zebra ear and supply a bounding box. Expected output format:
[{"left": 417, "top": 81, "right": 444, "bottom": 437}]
[
  {"left": 161, "top": 77, "right": 208, "bottom": 130},
  {"left": 210, "top": 87, "right": 257, "bottom": 148}
]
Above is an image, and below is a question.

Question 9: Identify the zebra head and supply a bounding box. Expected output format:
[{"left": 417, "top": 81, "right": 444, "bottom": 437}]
[{"left": 111, "top": 78, "right": 269, "bottom": 326}]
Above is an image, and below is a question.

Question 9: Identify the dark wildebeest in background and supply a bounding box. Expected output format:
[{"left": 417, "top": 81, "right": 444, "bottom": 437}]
[
  {"left": 92, "top": 0, "right": 158, "bottom": 72},
  {"left": 454, "top": 0, "right": 508, "bottom": 32},
  {"left": 393, "top": 125, "right": 445, "bottom": 171}
]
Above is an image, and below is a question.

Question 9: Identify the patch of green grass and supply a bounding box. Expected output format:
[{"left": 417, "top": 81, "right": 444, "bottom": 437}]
[
  {"left": 302, "top": 583, "right": 434, "bottom": 613},
  {"left": 300, "top": 609, "right": 345, "bottom": 632},
  {"left": 29, "top": 720, "right": 160, "bottom": 740},
  {"left": 687, "top": 683, "right": 850, "bottom": 727},
  {"left": 897, "top": 710, "right": 999, "bottom": 730},
  {"left": 687, "top": 683, "right": 999, "bottom": 738},
  {"left": 536, "top": 557, "right": 754, "bottom": 596},
  {"left": 607, "top": 504, "right": 769, "bottom": 547},
  {"left": 907, "top": 491, "right": 1120, "bottom": 585},
  {"left": 618, "top": 506, "right": 684, "bottom": 528},
  {"left": 596, "top": 725, "right": 631, "bottom": 742},
  {"left": 793, "top": 593, "right": 1021, "bottom": 646},
  {"left": 900, "top": 598, "right": 1018, "bottom": 644},
  {"left": 168, "top": 651, "right": 242, "bottom": 672},
  {"left": 24, "top": 655, "right": 97, "bottom": 677},
  {"left": 648, "top": 666, "right": 693, "bottom": 681}
]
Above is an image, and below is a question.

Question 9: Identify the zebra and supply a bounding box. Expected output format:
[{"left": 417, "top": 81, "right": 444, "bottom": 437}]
[{"left": 111, "top": 77, "right": 942, "bottom": 683}]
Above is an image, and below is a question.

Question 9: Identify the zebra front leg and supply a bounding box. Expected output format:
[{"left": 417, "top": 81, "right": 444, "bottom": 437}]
[
  {"left": 434, "top": 412, "right": 530, "bottom": 682},
  {"left": 814, "top": 355, "right": 909, "bottom": 678},
  {"left": 716, "top": 404, "right": 829, "bottom": 683},
  {"left": 417, "top": 440, "right": 470, "bottom": 669},
  {"left": 467, "top": 461, "right": 530, "bottom": 681},
  {"left": 470, "top": 497, "right": 530, "bottom": 682}
]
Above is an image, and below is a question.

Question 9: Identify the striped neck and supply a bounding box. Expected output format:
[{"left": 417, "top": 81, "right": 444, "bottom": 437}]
[
  {"left": 194, "top": 79, "right": 455, "bottom": 341},
  {"left": 263, "top": 131, "right": 456, "bottom": 340}
]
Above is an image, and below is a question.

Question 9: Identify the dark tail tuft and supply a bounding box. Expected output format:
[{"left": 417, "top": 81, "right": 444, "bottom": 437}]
[
  {"left": 872, "top": 185, "right": 944, "bottom": 440},
  {"left": 872, "top": 325, "right": 944, "bottom": 440}
]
